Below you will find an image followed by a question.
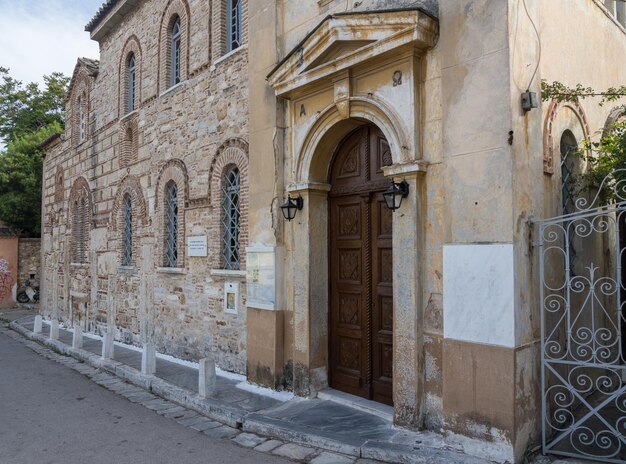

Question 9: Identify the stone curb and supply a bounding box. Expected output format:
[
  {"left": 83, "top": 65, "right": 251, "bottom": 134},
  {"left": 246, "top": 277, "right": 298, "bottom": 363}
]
[
  {"left": 8, "top": 320, "right": 244, "bottom": 428},
  {"left": 243, "top": 413, "right": 362, "bottom": 457},
  {"left": 360, "top": 442, "right": 490, "bottom": 464},
  {"left": 6, "top": 320, "right": 495, "bottom": 464}
]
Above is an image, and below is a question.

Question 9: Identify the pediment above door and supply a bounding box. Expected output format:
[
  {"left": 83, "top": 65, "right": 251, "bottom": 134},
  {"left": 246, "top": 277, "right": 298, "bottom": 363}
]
[{"left": 267, "top": 9, "right": 438, "bottom": 98}]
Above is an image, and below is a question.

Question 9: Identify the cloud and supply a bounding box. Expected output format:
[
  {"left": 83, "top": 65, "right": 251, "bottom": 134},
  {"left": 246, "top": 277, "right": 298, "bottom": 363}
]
[{"left": 0, "top": 0, "right": 102, "bottom": 85}]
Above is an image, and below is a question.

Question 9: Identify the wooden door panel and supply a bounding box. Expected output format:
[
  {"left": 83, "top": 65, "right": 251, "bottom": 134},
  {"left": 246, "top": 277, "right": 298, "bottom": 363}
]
[
  {"left": 330, "top": 125, "right": 394, "bottom": 406},
  {"left": 330, "top": 192, "right": 368, "bottom": 398},
  {"left": 371, "top": 194, "right": 393, "bottom": 405}
]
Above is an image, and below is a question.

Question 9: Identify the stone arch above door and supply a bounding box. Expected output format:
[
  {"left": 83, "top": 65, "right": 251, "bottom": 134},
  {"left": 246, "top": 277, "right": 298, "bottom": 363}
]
[{"left": 294, "top": 97, "right": 415, "bottom": 186}]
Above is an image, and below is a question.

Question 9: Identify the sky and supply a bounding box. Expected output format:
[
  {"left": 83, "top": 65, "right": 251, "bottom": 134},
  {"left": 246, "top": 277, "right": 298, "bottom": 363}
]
[{"left": 0, "top": 0, "right": 104, "bottom": 86}]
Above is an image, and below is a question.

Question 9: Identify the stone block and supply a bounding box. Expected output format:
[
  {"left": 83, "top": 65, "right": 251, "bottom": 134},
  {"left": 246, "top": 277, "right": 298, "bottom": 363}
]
[
  {"left": 198, "top": 355, "right": 216, "bottom": 398},
  {"left": 101, "top": 329, "right": 114, "bottom": 359},
  {"left": 49, "top": 320, "right": 59, "bottom": 340},
  {"left": 272, "top": 443, "right": 316, "bottom": 461},
  {"left": 142, "top": 342, "right": 156, "bottom": 375},
  {"left": 310, "top": 452, "right": 355, "bottom": 464},
  {"left": 254, "top": 440, "right": 283, "bottom": 453},
  {"left": 233, "top": 432, "right": 267, "bottom": 448},
  {"left": 33, "top": 315, "right": 42, "bottom": 333},
  {"left": 72, "top": 325, "right": 83, "bottom": 349}
]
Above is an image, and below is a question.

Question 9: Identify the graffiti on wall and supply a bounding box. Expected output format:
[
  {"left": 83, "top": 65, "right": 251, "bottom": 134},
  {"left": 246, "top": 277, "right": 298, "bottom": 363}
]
[{"left": 0, "top": 258, "right": 11, "bottom": 299}]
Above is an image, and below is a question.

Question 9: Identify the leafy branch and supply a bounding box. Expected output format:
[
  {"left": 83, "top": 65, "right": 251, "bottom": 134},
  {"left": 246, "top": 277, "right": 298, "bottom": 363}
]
[
  {"left": 541, "top": 80, "right": 626, "bottom": 106},
  {"left": 577, "top": 121, "right": 626, "bottom": 206}
]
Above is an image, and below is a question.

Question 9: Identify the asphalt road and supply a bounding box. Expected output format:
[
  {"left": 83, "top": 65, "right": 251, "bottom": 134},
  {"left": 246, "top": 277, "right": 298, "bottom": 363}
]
[{"left": 0, "top": 329, "right": 290, "bottom": 464}]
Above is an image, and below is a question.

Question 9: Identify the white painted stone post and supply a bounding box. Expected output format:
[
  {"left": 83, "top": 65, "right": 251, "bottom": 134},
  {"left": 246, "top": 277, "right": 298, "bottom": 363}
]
[
  {"left": 142, "top": 342, "right": 156, "bottom": 375},
  {"left": 101, "top": 329, "right": 114, "bottom": 359},
  {"left": 33, "top": 315, "right": 42, "bottom": 334},
  {"left": 49, "top": 319, "right": 59, "bottom": 340},
  {"left": 72, "top": 325, "right": 83, "bottom": 349},
  {"left": 198, "top": 356, "right": 216, "bottom": 398}
]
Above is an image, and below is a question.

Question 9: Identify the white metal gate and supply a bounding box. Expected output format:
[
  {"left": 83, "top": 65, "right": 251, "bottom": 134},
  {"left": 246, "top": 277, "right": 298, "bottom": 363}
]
[{"left": 538, "top": 174, "right": 626, "bottom": 462}]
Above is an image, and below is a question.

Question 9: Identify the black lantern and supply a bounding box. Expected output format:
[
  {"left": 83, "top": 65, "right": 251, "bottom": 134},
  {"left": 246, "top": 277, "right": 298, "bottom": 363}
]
[
  {"left": 383, "top": 180, "right": 409, "bottom": 211},
  {"left": 281, "top": 195, "right": 303, "bottom": 221}
]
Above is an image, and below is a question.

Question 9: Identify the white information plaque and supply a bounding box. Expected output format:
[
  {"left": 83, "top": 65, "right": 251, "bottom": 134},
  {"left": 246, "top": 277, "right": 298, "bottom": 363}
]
[
  {"left": 187, "top": 236, "right": 208, "bottom": 257},
  {"left": 246, "top": 247, "right": 276, "bottom": 310}
]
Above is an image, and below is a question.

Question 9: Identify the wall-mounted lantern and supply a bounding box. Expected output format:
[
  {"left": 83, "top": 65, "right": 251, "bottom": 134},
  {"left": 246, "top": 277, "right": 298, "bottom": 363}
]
[
  {"left": 383, "top": 180, "right": 409, "bottom": 212},
  {"left": 281, "top": 195, "right": 303, "bottom": 221}
]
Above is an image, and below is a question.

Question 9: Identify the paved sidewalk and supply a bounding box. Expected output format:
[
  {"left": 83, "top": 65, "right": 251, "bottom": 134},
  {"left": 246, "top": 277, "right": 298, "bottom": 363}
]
[{"left": 8, "top": 313, "right": 494, "bottom": 464}]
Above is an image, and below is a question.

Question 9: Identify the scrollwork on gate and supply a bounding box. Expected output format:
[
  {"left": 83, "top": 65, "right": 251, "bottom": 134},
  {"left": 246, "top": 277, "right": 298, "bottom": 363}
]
[{"left": 538, "top": 169, "right": 626, "bottom": 463}]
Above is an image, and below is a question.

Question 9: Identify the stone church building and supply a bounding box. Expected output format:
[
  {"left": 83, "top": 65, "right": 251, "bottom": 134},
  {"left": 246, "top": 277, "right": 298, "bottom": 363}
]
[{"left": 40, "top": 0, "right": 626, "bottom": 462}]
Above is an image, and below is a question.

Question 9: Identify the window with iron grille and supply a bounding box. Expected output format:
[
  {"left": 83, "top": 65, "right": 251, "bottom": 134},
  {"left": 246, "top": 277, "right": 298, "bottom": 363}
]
[
  {"left": 227, "top": 0, "right": 242, "bottom": 52},
  {"left": 79, "top": 197, "right": 87, "bottom": 262},
  {"left": 171, "top": 17, "right": 182, "bottom": 87},
  {"left": 560, "top": 130, "right": 579, "bottom": 272},
  {"left": 222, "top": 166, "right": 240, "bottom": 270},
  {"left": 560, "top": 130, "right": 578, "bottom": 216},
  {"left": 72, "top": 197, "right": 88, "bottom": 263},
  {"left": 122, "top": 194, "right": 133, "bottom": 266},
  {"left": 128, "top": 54, "right": 136, "bottom": 113},
  {"left": 164, "top": 181, "right": 179, "bottom": 267},
  {"left": 72, "top": 200, "right": 80, "bottom": 263},
  {"left": 78, "top": 95, "right": 86, "bottom": 142}
]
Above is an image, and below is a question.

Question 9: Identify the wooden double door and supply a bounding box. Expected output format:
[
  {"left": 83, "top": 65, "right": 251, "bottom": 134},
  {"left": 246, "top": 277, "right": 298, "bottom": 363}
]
[{"left": 329, "top": 124, "right": 393, "bottom": 406}]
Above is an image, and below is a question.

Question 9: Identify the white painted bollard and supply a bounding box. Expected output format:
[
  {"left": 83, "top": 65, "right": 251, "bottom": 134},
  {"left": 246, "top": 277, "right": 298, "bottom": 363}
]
[
  {"left": 198, "top": 356, "right": 216, "bottom": 398},
  {"left": 33, "top": 315, "right": 42, "bottom": 334},
  {"left": 49, "top": 320, "right": 59, "bottom": 340},
  {"left": 101, "top": 330, "right": 114, "bottom": 359},
  {"left": 72, "top": 325, "right": 83, "bottom": 349},
  {"left": 141, "top": 343, "right": 156, "bottom": 375}
]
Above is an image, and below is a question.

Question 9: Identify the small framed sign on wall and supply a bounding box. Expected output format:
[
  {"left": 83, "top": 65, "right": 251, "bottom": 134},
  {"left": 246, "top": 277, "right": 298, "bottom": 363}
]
[
  {"left": 187, "top": 236, "right": 208, "bottom": 257},
  {"left": 224, "top": 281, "right": 239, "bottom": 314}
]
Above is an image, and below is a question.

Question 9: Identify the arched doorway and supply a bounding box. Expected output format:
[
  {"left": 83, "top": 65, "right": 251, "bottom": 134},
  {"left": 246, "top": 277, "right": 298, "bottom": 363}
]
[{"left": 328, "top": 123, "right": 393, "bottom": 406}]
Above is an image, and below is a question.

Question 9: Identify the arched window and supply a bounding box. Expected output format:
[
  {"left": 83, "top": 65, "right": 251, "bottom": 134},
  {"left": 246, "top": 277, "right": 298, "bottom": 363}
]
[
  {"left": 78, "top": 94, "right": 86, "bottom": 142},
  {"left": 227, "top": 0, "right": 242, "bottom": 52},
  {"left": 72, "top": 197, "right": 88, "bottom": 263},
  {"left": 72, "top": 200, "right": 80, "bottom": 263},
  {"left": 222, "top": 166, "right": 240, "bottom": 269},
  {"left": 164, "top": 181, "right": 179, "bottom": 267},
  {"left": 171, "top": 17, "right": 182, "bottom": 87},
  {"left": 122, "top": 194, "right": 133, "bottom": 266},
  {"left": 128, "top": 53, "right": 136, "bottom": 113},
  {"left": 560, "top": 130, "right": 578, "bottom": 216},
  {"left": 79, "top": 197, "right": 87, "bottom": 262}
]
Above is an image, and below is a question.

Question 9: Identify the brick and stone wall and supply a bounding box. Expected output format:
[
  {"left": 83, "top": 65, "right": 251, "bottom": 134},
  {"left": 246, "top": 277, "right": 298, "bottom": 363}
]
[
  {"left": 17, "top": 238, "right": 41, "bottom": 288},
  {"left": 41, "top": 0, "right": 250, "bottom": 374}
]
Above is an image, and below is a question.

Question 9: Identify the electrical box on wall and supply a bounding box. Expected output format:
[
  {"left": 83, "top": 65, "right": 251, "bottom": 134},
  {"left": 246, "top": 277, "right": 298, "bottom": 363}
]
[
  {"left": 224, "top": 281, "right": 239, "bottom": 315},
  {"left": 521, "top": 91, "right": 538, "bottom": 113}
]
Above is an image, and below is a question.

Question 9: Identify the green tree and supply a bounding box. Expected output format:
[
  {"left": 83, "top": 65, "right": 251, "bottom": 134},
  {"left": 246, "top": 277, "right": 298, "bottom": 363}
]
[{"left": 0, "top": 68, "right": 69, "bottom": 235}]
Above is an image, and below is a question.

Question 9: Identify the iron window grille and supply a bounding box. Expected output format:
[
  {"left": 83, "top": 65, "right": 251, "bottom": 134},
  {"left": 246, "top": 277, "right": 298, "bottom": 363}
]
[
  {"left": 227, "top": 0, "right": 242, "bottom": 52},
  {"left": 560, "top": 133, "right": 578, "bottom": 216},
  {"left": 560, "top": 131, "right": 579, "bottom": 273},
  {"left": 78, "top": 96, "right": 86, "bottom": 142},
  {"left": 72, "top": 200, "right": 80, "bottom": 263},
  {"left": 221, "top": 167, "right": 240, "bottom": 270},
  {"left": 72, "top": 197, "right": 87, "bottom": 263},
  {"left": 128, "top": 54, "right": 136, "bottom": 113},
  {"left": 171, "top": 18, "right": 182, "bottom": 87},
  {"left": 122, "top": 194, "right": 133, "bottom": 266},
  {"left": 79, "top": 198, "right": 87, "bottom": 263},
  {"left": 164, "top": 182, "right": 179, "bottom": 267}
]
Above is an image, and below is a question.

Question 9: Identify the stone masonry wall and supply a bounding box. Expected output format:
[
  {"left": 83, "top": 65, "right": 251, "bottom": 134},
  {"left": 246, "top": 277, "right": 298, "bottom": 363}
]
[
  {"left": 17, "top": 238, "right": 41, "bottom": 289},
  {"left": 41, "top": 0, "right": 250, "bottom": 374}
]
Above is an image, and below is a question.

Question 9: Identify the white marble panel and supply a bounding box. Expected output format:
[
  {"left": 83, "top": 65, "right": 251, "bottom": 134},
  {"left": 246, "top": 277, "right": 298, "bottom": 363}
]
[{"left": 443, "top": 244, "right": 515, "bottom": 348}]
